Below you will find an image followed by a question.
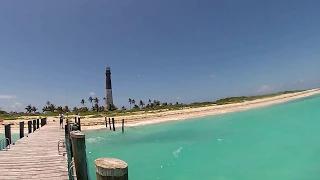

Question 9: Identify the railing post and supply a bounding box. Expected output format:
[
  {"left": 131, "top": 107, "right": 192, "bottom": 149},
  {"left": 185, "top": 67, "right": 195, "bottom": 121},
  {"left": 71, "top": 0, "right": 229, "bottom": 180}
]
[
  {"left": 75, "top": 117, "right": 77, "bottom": 123},
  {"left": 70, "top": 131, "right": 89, "bottom": 180},
  {"left": 94, "top": 158, "right": 128, "bottom": 180},
  {"left": 105, "top": 117, "right": 107, "bottom": 128},
  {"left": 40, "top": 118, "right": 43, "bottom": 127},
  {"left": 112, "top": 118, "right": 115, "bottom": 131},
  {"left": 4, "top": 124, "right": 11, "bottom": 147},
  {"left": 19, "top": 121, "right": 24, "bottom": 139},
  {"left": 28, "top": 121, "right": 32, "bottom": 134},
  {"left": 36, "top": 119, "right": 39, "bottom": 129},
  {"left": 33, "top": 120, "right": 36, "bottom": 132},
  {"left": 109, "top": 118, "right": 111, "bottom": 130}
]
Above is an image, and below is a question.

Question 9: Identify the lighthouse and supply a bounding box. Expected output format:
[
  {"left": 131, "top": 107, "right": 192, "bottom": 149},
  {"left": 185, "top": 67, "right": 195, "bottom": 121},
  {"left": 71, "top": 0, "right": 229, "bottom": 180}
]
[{"left": 105, "top": 67, "right": 114, "bottom": 110}]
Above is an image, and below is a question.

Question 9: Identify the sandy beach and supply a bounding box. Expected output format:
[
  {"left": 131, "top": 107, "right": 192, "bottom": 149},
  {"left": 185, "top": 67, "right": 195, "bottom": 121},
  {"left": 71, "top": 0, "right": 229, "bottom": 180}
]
[
  {"left": 81, "top": 88, "right": 320, "bottom": 131},
  {"left": 2, "top": 88, "right": 320, "bottom": 133}
]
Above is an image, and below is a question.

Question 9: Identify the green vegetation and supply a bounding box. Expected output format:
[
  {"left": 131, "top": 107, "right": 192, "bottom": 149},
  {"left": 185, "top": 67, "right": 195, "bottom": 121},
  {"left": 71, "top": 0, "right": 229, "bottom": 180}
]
[
  {"left": 0, "top": 90, "right": 305, "bottom": 120},
  {"left": 215, "top": 90, "right": 303, "bottom": 105}
]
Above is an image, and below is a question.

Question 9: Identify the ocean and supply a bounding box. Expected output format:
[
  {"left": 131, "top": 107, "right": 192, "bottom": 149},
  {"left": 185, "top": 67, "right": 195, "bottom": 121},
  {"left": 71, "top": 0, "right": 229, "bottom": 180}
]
[{"left": 87, "top": 94, "right": 320, "bottom": 179}]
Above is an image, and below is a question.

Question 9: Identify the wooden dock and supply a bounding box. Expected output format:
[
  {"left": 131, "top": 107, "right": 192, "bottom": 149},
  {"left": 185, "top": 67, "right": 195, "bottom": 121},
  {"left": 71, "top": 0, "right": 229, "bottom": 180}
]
[{"left": 0, "top": 122, "right": 68, "bottom": 180}]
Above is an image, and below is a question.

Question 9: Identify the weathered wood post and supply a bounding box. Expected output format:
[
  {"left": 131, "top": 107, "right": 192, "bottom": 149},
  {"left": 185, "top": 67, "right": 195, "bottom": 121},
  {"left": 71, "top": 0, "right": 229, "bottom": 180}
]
[
  {"left": 75, "top": 117, "right": 77, "bottom": 123},
  {"left": 33, "top": 120, "right": 36, "bottom": 132},
  {"left": 105, "top": 117, "right": 107, "bottom": 128},
  {"left": 70, "top": 131, "right": 89, "bottom": 180},
  {"left": 19, "top": 121, "right": 24, "bottom": 139},
  {"left": 28, "top": 121, "right": 32, "bottom": 134},
  {"left": 109, "top": 118, "right": 111, "bottom": 130},
  {"left": 4, "top": 124, "right": 11, "bottom": 147},
  {"left": 94, "top": 158, "right": 128, "bottom": 180},
  {"left": 66, "top": 120, "right": 73, "bottom": 158},
  {"left": 112, "top": 118, "right": 115, "bottom": 131},
  {"left": 122, "top": 119, "right": 124, "bottom": 133},
  {"left": 36, "top": 119, "right": 39, "bottom": 129},
  {"left": 42, "top": 118, "right": 46, "bottom": 126},
  {"left": 78, "top": 117, "right": 81, "bottom": 131},
  {"left": 40, "top": 118, "right": 43, "bottom": 127}
]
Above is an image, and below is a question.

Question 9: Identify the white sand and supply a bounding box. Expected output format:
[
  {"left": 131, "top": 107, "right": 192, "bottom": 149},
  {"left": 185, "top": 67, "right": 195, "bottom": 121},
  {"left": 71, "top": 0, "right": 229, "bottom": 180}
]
[
  {"left": 2, "top": 88, "right": 320, "bottom": 133},
  {"left": 81, "top": 88, "right": 320, "bottom": 131}
]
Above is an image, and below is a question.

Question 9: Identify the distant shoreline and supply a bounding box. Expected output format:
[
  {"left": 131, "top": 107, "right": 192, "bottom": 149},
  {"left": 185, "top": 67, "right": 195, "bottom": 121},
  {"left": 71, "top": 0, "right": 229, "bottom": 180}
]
[
  {"left": 80, "top": 88, "right": 320, "bottom": 131},
  {"left": 2, "top": 88, "right": 320, "bottom": 133}
]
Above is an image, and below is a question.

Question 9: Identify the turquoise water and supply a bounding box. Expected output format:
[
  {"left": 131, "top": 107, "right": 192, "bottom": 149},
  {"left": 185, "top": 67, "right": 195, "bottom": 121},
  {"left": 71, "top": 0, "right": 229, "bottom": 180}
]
[
  {"left": 86, "top": 94, "right": 320, "bottom": 180},
  {"left": 0, "top": 132, "right": 21, "bottom": 150}
]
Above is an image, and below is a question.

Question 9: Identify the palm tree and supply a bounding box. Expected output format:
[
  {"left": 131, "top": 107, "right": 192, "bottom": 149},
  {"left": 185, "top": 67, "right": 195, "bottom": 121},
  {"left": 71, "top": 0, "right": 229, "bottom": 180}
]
[
  {"left": 88, "top": 96, "right": 93, "bottom": 108},
  {"left": 72, "top": 107, "right": 78, "bottom": 113},
  {"left": 121, "top": 106, "right": 127, "bottom": 111},
  {"left": 132, "top": 99, "right": 136, "bottom": 106},
  {"left": 128, "top": 98, "right": 132, "bottom": 109},
  {"left": 139, "top": 100, "right": 145, "bottom": 108},
  {"left": 153, "top": 100, "right": 160, "bottom": 106},
  {"left": 42, "top": 106, "right": 47, "bottom": 113},
  {"left": 94, "top": 97, "right": 100, "bottom": 106},
  {"left": 81, "top": 99, "right": 86, "bottom": 107},
  {"left": 49, "top": 103, "right": 56, "bottom": 112},
  {"left": 25, "top": 104, "right": 32, "bottom": 113},
  {"left": 94, "top": 103, "right": 99, "bottom": 112},
  {"left": 56, "top": 106, "right": 63, "bottom": 113},
  {"left": 46, "top": 101, "right": 50, "bottom": 106},
  {"left": 63, "top": 105, "right": 69, "bottom": 113},
  {"left": 31, "top": 106, "right": 37, "bottom": 113},
  {"left": 148, "top": 99, "right": 152, "bottom": 104}
]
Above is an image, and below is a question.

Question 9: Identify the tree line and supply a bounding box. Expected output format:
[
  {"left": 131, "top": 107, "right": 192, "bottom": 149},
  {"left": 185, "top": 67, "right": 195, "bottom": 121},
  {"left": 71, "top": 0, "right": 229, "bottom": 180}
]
[
  {"left": 21, "top": 96, "right": 181, "bottom": 114},
  {"left": 5, "top": 90, "right": 302, "bottom": 115}
]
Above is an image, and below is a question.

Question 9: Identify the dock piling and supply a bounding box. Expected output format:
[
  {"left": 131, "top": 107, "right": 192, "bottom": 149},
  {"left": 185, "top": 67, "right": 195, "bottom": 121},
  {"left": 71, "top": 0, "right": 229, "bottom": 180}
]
[
  {"left": 112, "top": 118, "right": 115, "bottom": 131},
  {"left": 36, "top": 119, "right": 39, "bottom": 129},
  {"left": 105, "top": 117, "right": 107, "bottom": 128},
  {"left": 122, "top": 119, "right": 124, "bottom": 133},
  {"left": 94, "top": 158, "right": 128, "bottom": 180},
  {"left": 19, "top": 121, "right": 24, "bottom": 139},
  {"left": 33, "top": 120, "right": 36, "bottom": 132},
  {"left": 109, "top": 118, "right": 111, "bottom": 130},
  {"left": 28, "top": 121, "right": 32, "bottom": 134},
  {"left": 4, "top": 124, "right": 11, "bottom": 147},
  {"left": 78, "top": 117, "right": 81, "bottom": 131},
  {"left": 70, "top": 131, "right": 89, "bottom": 180}
]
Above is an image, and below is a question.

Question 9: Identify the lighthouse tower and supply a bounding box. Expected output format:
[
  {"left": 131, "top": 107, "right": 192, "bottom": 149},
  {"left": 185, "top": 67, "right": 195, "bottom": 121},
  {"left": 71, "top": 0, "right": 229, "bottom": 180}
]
[{"left": 105, "top": 67, "right": 114, "bottom": 110}]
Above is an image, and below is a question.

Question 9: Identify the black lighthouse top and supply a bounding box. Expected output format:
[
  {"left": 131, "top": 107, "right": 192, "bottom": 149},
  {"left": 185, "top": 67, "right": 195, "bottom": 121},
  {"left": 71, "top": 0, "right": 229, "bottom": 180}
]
[{"left": 106, "top": 67, "right": 112, "bottom": 89}]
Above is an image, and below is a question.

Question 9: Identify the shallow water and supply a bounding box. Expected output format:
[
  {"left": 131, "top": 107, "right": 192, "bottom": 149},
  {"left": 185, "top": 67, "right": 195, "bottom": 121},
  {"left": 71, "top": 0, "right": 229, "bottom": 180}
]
[
  {"left": 85, "top": 94, "right": 320, "bottom": 180},
  {"left": 0, "top": 132, "right": 21, "bottom": 150}
]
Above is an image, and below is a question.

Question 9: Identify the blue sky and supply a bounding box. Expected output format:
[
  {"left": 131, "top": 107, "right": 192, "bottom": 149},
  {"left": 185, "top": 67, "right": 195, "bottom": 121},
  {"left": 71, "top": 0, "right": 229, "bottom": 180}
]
[{"left": 1, "top": 0, "right": 320, "bottom": 112}]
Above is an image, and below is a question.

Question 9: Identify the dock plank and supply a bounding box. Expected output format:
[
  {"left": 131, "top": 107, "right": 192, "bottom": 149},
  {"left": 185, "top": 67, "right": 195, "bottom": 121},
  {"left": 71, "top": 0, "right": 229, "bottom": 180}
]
[{"left": 0, "top": 122, "right": 68, "bottom": 180}]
